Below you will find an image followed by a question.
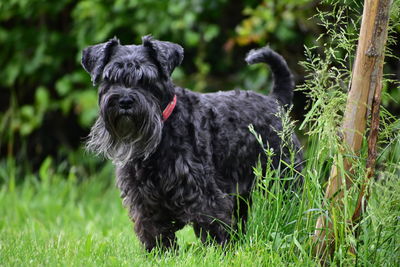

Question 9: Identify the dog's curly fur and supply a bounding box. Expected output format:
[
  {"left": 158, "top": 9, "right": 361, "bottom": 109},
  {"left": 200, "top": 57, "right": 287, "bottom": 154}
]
[{"left": 82, "top": 36, "right": 302, "bottom": 251}]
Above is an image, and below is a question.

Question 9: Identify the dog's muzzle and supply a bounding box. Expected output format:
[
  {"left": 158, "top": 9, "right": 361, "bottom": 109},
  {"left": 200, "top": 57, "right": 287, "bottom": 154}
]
[{"left": 119, "top": 95, "right": 134, "bottom": 110}]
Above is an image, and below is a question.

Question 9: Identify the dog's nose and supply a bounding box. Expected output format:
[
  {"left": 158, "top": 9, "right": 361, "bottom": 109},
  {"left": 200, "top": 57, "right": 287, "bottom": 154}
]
[{"left": 119, "top": 96, "right": 134, "bottom": 109}]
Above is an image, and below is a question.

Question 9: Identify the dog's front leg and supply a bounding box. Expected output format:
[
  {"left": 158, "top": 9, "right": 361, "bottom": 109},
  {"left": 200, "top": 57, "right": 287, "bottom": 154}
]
[
  {"left": 193, "top": 220, "right": 230, "bottom": 246},
  {"left": 192, "top": 193, "right": 234, "bottom": 246},
  {"left": 134, "top": 217, "right": 181, "bottom": 252}
]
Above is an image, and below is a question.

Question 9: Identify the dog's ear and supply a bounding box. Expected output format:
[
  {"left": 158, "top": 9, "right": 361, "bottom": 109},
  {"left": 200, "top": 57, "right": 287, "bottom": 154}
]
[
  {"left": 142, "top": 35, "right": 184, "bottom": 78},
  {"left": 81, "top": 37, "right": 120, "bottom": 85}
]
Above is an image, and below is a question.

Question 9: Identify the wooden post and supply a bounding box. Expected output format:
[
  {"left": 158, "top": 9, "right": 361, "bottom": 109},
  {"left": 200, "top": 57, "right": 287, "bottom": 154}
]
[{"left": 313, "top": 0, "right": 391, "bottom": 260}]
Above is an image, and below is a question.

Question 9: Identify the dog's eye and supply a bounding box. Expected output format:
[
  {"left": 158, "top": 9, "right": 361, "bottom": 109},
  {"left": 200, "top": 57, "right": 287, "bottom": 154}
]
[
  {"left": 99, "top": 86, "right": 109, "bottom": 95},
  {"left": 115, "top": 62, "right": 124, "bottom": 69}
]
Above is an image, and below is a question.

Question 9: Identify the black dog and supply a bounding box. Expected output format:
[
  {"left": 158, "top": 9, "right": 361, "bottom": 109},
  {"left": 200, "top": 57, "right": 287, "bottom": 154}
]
[{"left": 82, "top": 36, "right": 302, "bottom": 251}]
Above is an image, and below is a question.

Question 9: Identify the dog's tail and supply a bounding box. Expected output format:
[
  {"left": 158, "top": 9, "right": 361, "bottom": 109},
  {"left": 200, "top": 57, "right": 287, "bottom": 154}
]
[{"left": 245, "top": 47, "right": 294, "bottom": 106}]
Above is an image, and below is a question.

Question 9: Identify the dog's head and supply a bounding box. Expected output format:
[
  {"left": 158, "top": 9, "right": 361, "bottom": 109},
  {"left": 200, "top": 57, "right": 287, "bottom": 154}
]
[
  {"left": 81, "top": 36, "right": 184, "bottom": 164},
  {"left": 82, "top": 35, "right": 183, "bottom": 86}
]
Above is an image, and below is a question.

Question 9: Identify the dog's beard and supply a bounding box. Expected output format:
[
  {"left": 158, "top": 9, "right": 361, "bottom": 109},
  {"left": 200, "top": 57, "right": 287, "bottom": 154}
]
[{"left": 86, "top": 91, "right": 163, "bottom": 166}]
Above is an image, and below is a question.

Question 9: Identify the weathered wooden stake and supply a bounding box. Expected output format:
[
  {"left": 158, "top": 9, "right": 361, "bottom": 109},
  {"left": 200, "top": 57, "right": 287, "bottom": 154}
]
[{"left": 313, "top": 0, "right": 391, "bottom": 260}]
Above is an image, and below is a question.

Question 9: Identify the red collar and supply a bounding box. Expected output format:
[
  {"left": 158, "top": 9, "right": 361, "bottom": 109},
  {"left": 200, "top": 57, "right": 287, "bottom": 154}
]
[{"left": 162, "top": 95, "right": 177, "bottom": 121}]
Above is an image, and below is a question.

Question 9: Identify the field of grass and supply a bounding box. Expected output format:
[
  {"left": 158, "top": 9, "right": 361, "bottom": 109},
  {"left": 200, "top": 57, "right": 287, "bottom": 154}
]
[{"left": 1, "top": 138, "right": 399, "bottom": 267}]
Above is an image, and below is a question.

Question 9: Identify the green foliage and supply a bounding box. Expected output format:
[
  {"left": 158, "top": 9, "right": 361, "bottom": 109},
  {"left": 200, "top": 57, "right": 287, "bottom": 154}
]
[
  {"left": 1, "top": 0, "right": 400, "bottom": 264},
  {"left": 2, "top": 0, "right": 398, "bottom": 172},
  {"left": 0, "top": 0, "right": 315, "bottom": 164},
  {"left": 235, "top": 0, "right": 313, "bottom": 45},
  {"left": 298, "top": 5, "right": 355, "bottom": 157}
]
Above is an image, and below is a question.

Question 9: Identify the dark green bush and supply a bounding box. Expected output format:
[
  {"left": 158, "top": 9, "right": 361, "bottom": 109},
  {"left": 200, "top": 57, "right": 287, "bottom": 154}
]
[{"left": 0, "top": 0, "right": 398, "bottom": 175}]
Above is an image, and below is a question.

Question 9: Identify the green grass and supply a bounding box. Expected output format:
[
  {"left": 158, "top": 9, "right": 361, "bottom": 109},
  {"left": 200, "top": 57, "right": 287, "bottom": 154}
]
[{"left": 0, "top": 141, "right": 399, "bottom": 267}]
